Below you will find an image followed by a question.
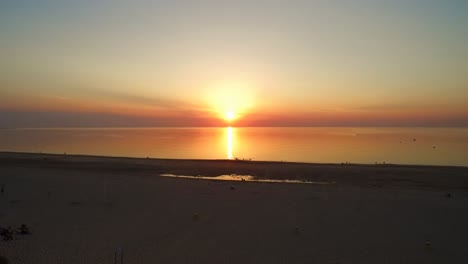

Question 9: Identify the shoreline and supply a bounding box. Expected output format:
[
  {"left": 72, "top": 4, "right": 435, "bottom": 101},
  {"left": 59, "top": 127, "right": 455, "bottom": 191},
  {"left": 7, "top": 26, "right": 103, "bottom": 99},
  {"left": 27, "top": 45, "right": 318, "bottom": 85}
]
[
  {"left": 2, "top": 150, "right": 467, "bottom": 169},
  {"left": 1, "top": 151, "right": 468, "bottom": 191}
]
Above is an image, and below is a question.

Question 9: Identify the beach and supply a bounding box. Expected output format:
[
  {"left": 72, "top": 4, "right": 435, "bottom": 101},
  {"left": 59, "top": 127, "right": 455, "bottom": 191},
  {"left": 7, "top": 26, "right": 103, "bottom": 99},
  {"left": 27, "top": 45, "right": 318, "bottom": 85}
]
[{"left": 1, "top": 152, "right": 468, "bottom": 263}]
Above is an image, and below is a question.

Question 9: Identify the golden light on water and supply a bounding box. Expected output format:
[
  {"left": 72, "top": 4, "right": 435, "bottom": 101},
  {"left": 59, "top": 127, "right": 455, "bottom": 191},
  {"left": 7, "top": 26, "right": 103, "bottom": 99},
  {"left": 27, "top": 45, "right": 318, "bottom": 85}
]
[{"left": 227, "top": 126, "right": 233, "bottom": 160}]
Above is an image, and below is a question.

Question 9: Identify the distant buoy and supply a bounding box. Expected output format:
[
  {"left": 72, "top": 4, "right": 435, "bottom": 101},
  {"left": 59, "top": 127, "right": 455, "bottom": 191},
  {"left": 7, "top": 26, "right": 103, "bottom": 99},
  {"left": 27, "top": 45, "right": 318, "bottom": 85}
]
[
  {"left": 425, "top": 241, "right": 432, "bottom": 249},
  {"left": 295, "top": 226, "right": 300, "bottom": 235}
]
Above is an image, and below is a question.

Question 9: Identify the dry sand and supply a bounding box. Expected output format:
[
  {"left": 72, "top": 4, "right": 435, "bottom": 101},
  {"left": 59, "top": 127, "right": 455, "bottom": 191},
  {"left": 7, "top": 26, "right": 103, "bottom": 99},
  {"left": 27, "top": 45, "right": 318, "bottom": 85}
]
[{"left": 1, "top": 152, "right": 468, "bottom": 263}]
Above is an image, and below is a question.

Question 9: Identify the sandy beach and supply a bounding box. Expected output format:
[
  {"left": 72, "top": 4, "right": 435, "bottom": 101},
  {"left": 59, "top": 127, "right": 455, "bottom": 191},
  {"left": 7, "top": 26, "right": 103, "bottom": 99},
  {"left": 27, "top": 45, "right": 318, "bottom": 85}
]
[{"left": 1, "top": 152, "right": 468, "bottom": 263}]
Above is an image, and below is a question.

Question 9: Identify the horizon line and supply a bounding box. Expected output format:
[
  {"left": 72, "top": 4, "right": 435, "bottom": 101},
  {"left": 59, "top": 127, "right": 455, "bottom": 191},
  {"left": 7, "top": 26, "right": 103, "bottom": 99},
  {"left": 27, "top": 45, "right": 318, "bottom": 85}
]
[{"left": 2, "top": 125, "right": 468, "bottom": 129}]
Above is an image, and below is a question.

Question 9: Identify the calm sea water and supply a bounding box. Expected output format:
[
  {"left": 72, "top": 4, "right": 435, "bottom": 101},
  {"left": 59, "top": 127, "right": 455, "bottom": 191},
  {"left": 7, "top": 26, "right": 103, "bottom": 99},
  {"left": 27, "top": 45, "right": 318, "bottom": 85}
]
[{"left": 0, "top": 127, "right": 467, "bottom": 166}]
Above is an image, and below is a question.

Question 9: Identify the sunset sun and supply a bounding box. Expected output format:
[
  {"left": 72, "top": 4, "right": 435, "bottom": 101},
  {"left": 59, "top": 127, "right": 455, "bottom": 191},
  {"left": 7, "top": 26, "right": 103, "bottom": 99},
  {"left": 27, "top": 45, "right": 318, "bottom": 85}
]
[
  {"left": 224, "top": 111, "right": 236, "bottom": 122},
  {"left": 204, "top": 80, "right": 255, "bottom": 125}
]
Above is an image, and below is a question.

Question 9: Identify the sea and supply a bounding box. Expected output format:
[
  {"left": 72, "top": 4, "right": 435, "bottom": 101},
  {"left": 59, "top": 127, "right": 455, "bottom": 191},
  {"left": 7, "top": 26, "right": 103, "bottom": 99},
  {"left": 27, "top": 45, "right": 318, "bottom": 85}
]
[{"left": 0, "top": 127, "right": 467, "bottom": 166}]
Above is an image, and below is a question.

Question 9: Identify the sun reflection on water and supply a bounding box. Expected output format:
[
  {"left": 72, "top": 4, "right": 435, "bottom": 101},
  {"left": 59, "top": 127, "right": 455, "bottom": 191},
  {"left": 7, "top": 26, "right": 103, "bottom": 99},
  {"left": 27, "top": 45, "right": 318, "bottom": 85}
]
[{"left": 227, "top": 126, "right": 233, "bottom": 160}]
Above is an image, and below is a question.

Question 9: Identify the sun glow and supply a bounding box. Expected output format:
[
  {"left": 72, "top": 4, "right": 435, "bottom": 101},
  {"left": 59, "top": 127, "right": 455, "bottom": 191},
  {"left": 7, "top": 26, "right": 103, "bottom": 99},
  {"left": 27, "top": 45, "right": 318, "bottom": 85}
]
[
  {"left": 225, "top": 111, "right": 236, "bottom": 121},
  {"left": 204, "top": 80, "right": 255, "bottom": 123}
]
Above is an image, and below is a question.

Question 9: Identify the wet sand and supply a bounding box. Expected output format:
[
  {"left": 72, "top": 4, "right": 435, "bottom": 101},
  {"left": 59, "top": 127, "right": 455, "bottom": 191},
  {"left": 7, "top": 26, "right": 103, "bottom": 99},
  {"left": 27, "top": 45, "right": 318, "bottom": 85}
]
[{"left": 1, "top": 152, "right": 468, "bottom": 263}]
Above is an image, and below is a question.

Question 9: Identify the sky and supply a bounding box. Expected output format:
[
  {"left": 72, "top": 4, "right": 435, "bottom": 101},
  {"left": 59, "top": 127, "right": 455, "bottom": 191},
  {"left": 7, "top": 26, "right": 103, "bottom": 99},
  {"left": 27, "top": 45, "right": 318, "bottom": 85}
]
[{"left": 1, "top": 0, "right": 467, "bottom": 127}]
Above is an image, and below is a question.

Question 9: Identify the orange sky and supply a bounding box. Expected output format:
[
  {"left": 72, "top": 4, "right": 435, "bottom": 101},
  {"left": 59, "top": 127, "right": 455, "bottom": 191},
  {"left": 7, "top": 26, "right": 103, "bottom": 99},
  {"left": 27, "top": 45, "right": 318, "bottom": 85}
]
[{"left": 1, "top": 1, "right": 467, "bottom": 127}]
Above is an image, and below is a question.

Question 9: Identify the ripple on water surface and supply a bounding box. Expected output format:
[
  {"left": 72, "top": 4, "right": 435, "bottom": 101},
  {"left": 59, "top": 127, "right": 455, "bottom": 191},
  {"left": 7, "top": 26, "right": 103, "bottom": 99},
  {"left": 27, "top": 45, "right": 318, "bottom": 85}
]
[{"left": 160, "top": 173, "right": 334, "bottom": 184}]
